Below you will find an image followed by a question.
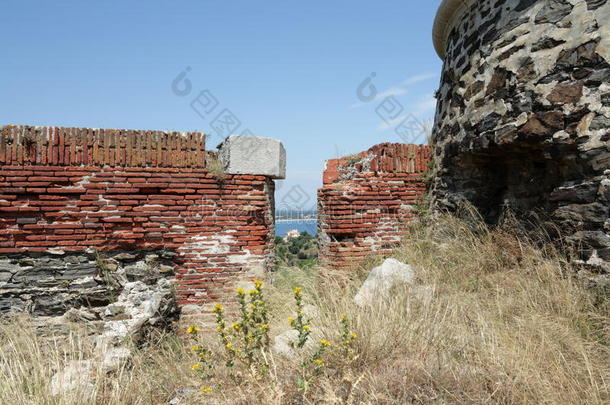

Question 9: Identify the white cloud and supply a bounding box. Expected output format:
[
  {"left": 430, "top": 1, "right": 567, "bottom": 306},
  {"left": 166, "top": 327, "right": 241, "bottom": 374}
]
[
  {"left": 376, "top": 93, "right": 437, "bottom": 132},
  {"left": 371, "top": 87, "right": 408, "bottom": 101},
  {"left": 401, "top": 73, "right": 437, "bottom": 86},
  {"left": 349, "top": 72, "right": 437, "bottom": 110}
]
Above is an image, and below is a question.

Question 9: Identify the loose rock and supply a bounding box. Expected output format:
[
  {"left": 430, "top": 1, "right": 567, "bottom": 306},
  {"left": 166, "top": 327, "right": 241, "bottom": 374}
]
[{"left": 354, "top": 258, "right": 415, "bottom": 306}]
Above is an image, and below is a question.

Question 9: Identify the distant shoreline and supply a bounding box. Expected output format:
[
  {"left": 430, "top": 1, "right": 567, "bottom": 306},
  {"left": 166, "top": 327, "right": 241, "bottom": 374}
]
[
  {"left": 275, "top": 219, "right": 317, "bottom": 236},
  {"left": 275, "top": 218, "right": 317, "bottom": 223}
]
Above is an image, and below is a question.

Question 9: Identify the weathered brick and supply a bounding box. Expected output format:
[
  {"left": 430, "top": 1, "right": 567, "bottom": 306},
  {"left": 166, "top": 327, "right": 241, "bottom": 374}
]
[
  {"left": 46, "top": 188, "right": 86, "bottom": 194},
  {"left": 318, "top": 143, "right": 430, "bottom": 270}
]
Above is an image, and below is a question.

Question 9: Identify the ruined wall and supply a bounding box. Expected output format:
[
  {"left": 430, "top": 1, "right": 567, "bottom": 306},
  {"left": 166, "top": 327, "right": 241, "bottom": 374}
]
[
  {"left": 431, "top": 0, "right": 610, "bottom": 271},
  {"left": 318, "top": 143, "right": 431, "bottom": 270},
  {"left": 0, "top": 125, "right": 280, "bottom": 323}
]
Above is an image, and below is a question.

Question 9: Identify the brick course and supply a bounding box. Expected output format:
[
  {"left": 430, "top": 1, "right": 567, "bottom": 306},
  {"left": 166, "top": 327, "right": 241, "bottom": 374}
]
[{"left": 318, "top": 143, "right": 431, "bottom": 270}]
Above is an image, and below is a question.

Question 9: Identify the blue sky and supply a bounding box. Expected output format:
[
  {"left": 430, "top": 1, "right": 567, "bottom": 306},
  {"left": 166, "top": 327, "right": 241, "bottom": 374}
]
[{"left": 0, "top": 1, "right": 443, "bottom": 210}]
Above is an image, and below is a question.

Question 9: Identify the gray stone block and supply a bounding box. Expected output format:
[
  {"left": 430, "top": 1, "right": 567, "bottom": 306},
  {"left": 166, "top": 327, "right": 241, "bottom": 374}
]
[{"left": 218, "top": 135, "right": 286, "bottom": 179}]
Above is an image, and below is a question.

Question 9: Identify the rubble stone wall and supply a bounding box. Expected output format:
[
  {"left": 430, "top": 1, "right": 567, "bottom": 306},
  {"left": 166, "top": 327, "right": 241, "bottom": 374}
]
[
  {"left": 431, "top": 0, "right": 610, "bottom": 270},
  {"left": 318, "top": 143, "right": 431, "bottom": 270},
  {"left": 0, "top": 125, "right": 278, "bottom": 323}
]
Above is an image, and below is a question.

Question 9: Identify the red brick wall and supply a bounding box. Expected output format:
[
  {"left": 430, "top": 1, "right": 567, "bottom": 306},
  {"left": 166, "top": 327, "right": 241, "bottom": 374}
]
[
  {"left": 0, "top": 125, "right": 275, "bottom": 322},
  {"left": 318, "top": 143, "right": 431, "bottom": 270}
]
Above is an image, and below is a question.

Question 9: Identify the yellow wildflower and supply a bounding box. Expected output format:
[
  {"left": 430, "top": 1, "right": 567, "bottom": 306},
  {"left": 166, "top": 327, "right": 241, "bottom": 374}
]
[
  {"left": 314, "top": 359, "right": 324, "bottom": 365},
  {"left": 344, "top": 339, "right": 351, "bottom": 345},
  {"left": 215, "top": 325, "right": 222, "bottom": 332},
  {"left": 212, "top": 304, "right": 223, "bottom": 313},
  {"left": 351, "top": 333, "right": 358, "bottom": 339},
  {"left": 249, "top": 289, "right": 257, "bottom": 295},
  {"left": 260, "top": 323, "right": 269, "bottom": 329},
  {"left": 254, "top": 280, "right": 263, "bottom": 289},
  {"left": 186, "top": 326, "right": 200, "bottom": 334},
  {"left": 287, "top": 317, "right": 295, "bottom": 323},
  {"left": 320, "top": 339, "right": 331, "bottom": 347},
  {"left": 232, "top": 322, "right": 241, "bottom": 330},
  {"left": 225, "top": 342, "right": 232, "bottom": 349},
  {"left": 191, "top": 345, "right": 200, "bottom": 351},
  {"left": 191, "top": 363, "right": 202, "bottom": 371},
  {"left": 303, "top": 325, "right": 310, "bottom": 330},
  {"left": 341, "top": 314, "right": 348, "bottom": 320},
  {"left": 293, "top": 286, "right": 302, "bottom": 295},
  {"left": 201, "top": 386, "right": 213, "bottom": 394},
  {"left": 235, "top": 287, "right": 246, "bottom": 295}
]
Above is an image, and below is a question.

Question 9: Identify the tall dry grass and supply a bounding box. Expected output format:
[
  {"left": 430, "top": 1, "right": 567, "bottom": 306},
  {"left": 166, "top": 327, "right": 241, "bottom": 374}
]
[
  {"left": 0, "top": 318, "right": 194, "bottom": 404},
  {"left": 0, "top": 213, "right": 608, "bottom": 404}
]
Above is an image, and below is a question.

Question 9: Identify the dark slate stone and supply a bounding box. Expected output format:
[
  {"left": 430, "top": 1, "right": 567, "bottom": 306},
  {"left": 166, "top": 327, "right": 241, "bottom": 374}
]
[
  {"left": 56, "top": 265, "right": 98, "bottom": 280},
  {"left": 480, "top": 12, "right": 503, "bottom": 45},
  {"left": 498, "top": 45, "right": 525, "bottom": 61},
  {"left": 464, "top": 81, "right": 485, "bottom": 100},
  {"left": 33, "top": 294, "right": 74, "bottom": 316},
  {"left": 585, "top": 68, "right": 610, "bottom": 86},
  {"left": 68, "top": 279, "right": 98, "bottom": 289},
  {"left": 556, "top": 47, "right": 579, "bottom": 67},
  {"left": 602, "top": 93, "right": 610, "bottom": 106},
  {"left": 515, "top": 0, "right": 538, "bottom": 12},
  {"left": 566, "top": 107, "right": 592, "bottom": 126},
  {"left": 555, "top": 202, "right": 610, "bottom": 223},
  {"left": 586, "top": 0, "right": 607, "bottom": 10},
  {"left": 515, "top": 90, "right": 535, "bottom": 111},
  {"left": 497, "top": 34, "right": 519, "bottom": 49},
  {"left": 531, "top": 37, "right": 566, "bottom": 52},
  {"left": 502, "top": 16, "right": 530, "bottom": 32},
  {"left": 576, "top": 40, "right": 605, "bottom": 67},
  {"left": 535, "top": 0, "right": 574, "bottom": 24},
  {"left": 567, "top": 231, "right": 610, "bottom": 248},
  {"left": 12, "top": 268, "right": 59, "bottom": 283},
  {"left": 589, "top": 115, "right": 610, "bottom": 131},
  {"left": 550, "top": 182, "right": 599, "bottom": 203},
  {"left": 517, "top": 57, "right": 538, "bottom": 81},
  {"left": 0, "top": 296, "right": 25, "bottom": 313},
  {"left": 456, "top": 55, "right": 467, "bottom": 69},
  {"left": 589, "top": 149, "right": 610, "bottom": 170},
  {"left": 486, "top": 68, "right": 511, "bottom": 96},
  {"left": 573, "top": 68, "right": 594, "bottom": 80},
  {"left": 478, "top": 113, "right": 502, "bottom": 133},
  {"left": 23, "top": 257, "right": 63, "bottom": 267}
]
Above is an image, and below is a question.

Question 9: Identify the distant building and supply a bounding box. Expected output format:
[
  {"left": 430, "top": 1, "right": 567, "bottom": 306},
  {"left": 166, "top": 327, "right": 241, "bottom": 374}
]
[{"left": 284, "top": 229, "right": 301, "bottom": 241}]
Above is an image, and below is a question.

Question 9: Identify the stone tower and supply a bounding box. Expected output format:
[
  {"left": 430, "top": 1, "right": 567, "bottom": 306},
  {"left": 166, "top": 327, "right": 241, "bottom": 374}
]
[{"left": 430, "top": 0, "right": 609, "bottom": 270}]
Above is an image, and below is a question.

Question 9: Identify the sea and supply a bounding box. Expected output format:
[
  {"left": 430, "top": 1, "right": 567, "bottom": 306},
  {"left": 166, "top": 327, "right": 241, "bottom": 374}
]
[{"left": 275, "top": 219, "right": 317, "bottom": 237}]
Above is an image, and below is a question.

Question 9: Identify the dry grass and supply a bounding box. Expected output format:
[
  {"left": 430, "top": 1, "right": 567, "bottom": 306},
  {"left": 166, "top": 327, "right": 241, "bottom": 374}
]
[
  {"left": 1, "top": 213, "right": 608, "bottom": 404},
  {"left": 0, "top": 319, "right": 194, "bottom": 404}
]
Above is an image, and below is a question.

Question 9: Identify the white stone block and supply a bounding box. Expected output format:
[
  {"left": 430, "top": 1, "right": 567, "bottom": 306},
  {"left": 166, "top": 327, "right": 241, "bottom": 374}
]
[{"left": 218, "top": 135, "right": 286, "bottom": 179}]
